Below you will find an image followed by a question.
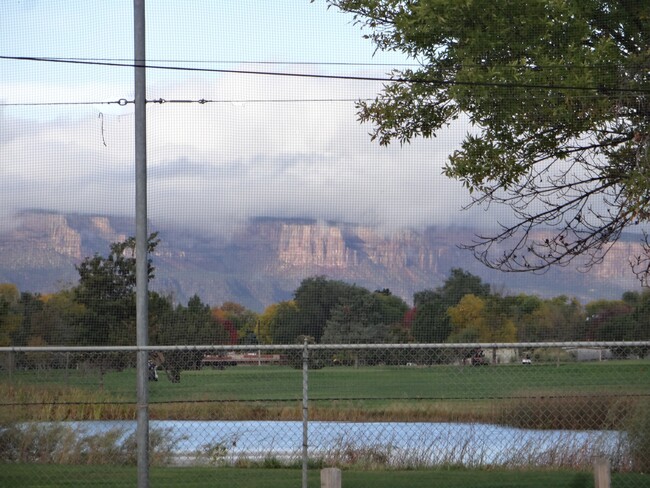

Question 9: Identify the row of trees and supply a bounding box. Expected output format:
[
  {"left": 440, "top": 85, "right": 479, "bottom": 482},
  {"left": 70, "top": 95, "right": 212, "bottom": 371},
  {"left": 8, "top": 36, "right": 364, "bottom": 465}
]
[
  {"left": 1, "top": 239, "right": 650, "bottom": 355},
  {"left": 0, "top": 237, "right": 248, "bottom": 359},
  {"left": 263, "top": 269, "right": 650, "bottom": 346}
]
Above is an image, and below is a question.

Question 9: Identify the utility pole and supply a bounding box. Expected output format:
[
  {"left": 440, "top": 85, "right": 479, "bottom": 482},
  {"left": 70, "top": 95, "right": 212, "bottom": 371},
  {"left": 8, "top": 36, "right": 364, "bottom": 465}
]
[{"left": 134, "top": 1, "right": 149, "bottom": 487}]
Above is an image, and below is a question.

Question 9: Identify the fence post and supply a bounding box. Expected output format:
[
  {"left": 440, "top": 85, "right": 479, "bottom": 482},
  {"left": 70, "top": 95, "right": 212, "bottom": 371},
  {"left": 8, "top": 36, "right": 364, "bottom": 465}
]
[
  {"left": 302, "top": 339, "right": 309, "bottom": 488},
  {"left": 8, "top": 351, "right": 14, "bottom": 383},
  {"left": 593, "top": 456, "right": 610, "bottom": 488},
  {"left": 320, "top": 468, "right": 341, "bottom": 488}
]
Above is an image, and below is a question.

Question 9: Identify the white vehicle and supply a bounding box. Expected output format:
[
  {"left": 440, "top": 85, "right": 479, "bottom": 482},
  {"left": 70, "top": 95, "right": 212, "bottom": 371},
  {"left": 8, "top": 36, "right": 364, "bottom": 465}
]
[{"left": 521, "top": 357, "right": 532, "bottom": 365}]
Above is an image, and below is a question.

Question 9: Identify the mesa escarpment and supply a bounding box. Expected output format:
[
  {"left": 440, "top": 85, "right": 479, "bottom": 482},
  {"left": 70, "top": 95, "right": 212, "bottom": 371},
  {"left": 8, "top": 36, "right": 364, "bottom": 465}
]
[
  {"left": 277, "top": 223, "right": 357, "bottom": 268},
  {"left": 18, "top": 213, "right": 82, "bottom": 260},
  {"left": 0, "top": 212, "right": 642, "bottom": 310},
  {"left": 274, "top": 223, "right": 446, "bottom": 273}
]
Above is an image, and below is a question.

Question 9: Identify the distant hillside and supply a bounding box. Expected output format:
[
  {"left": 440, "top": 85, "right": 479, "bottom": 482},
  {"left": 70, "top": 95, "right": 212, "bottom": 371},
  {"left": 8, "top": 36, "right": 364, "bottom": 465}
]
[{"left": 0, "top": 212, "right": 642, "bottom": 311}]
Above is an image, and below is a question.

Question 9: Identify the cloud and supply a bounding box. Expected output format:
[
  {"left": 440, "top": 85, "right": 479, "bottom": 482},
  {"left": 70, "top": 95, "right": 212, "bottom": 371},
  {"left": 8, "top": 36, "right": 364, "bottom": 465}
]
[{"left": 1, "top": 68, "right": 482, "bottom": 237}]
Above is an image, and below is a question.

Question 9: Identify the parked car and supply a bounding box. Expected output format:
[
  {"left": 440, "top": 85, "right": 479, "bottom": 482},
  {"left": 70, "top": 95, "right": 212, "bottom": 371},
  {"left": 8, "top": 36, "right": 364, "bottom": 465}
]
[{"left": 521, "top": 356, "right": 532, "bottom": 365}]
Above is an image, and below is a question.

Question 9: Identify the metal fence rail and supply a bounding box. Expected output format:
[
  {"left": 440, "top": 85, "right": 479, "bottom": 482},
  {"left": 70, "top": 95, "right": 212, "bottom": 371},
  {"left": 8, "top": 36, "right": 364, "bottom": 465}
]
[{"left": 1, "top": 342, "right": 649, "bottom": 487}]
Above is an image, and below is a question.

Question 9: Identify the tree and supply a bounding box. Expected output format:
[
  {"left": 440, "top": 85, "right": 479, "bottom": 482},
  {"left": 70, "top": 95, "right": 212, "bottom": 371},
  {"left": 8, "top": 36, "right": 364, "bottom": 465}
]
[
  {"left": 212, "top": 302, "right": 258, "bottom": 344},
  {"left": 265, "top": 300, "right": 302, "bottom": 344},
  {"left": 482, "top": 295, "right": 518, "bottom": 343},
  {"left": 13, "top": 291, "right": 45, "bottom": 348},
  {"left": 412, "top": 269, "right": 490, "bottom": 343},
  {"left": 629, "top": 291, "right": 650, "bottom": 358},
  {"left": 321, "top": 290, "right": 391, "bottom": 344},
  {"left": 525, "top": 295, "right": 586, "bottom": 341},
  {"left": 74, "top": 233, "right": 159, "bottom": 345},
  {"left": 447, "top": 294, "right": 488, "bottom": 342},
  {"left": 258, "top": 303, "right": 281, "bottom": 344},
  {"left": 411, "top": 300, "right": 451, "bottom": 343},
  {"left": 585, "top": 298, "right": 634, "bottom": 340},
  {"left": 294, "top": 276, "right": 360, "bottom": 342},
  {"left": 326, "top": 0, "right": 650, "bottom": 280},
  {"left": 321, "top": 290, "right": 393, "bottom": 366},
  {"left": 373, "top": 288, "right": 409, "bottom": 326},
  {"left": 41, "top": 291, "right": 91, "bottom": 346},
  {"left": 154, "top": 294, "right": 229, "bottom": 382},
  {"left": 437, "top": 268, "right": 491, "bottom": 303},
  {"left": 0, "top": 284, "right": 20, "bottom": 347},
  {"left": 373, "top": 289, "right": 412, "bottom": 344}
]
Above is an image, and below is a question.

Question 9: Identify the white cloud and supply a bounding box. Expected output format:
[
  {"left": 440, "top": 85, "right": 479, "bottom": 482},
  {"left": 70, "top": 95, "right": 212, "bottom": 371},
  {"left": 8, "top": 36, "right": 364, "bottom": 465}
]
[{"left": 1, "top": 69, "right": 481, "bottom": 237}]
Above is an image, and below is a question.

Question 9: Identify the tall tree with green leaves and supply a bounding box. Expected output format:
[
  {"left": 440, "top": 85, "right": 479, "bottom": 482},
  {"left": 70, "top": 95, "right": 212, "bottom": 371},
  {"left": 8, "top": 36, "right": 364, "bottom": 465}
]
[
  {"left": 412, "top": 268, "right": 490, "bottom": 343},
  {"left": 525, "top": 295, "right": 586, "bottom": 341},
  {"left": 294, "top": 276, "right": 360, "bottom": 342},
  {"left": 321, "top": 289, "right": 394, "bottom": 365},
  {"left": 322, "top": 289, "right": 391, "bottom": 344},
  {"left": 153, "top": 294, "right": 229, "bottom": 382},
  {"left": 325, "top": 0, "right": 650, "bottom": 281},
  {"left": 0, "top": 284, "right": 21, "bottom": 347},
  {"left": 37, "top": 291, "right": 86, "bottom": 346},
  {"left": 74, "top": 233, "right": 159, "bottom": 345},
  {"left": 267, "top": 300, "right": 302, "bottom": 344}
]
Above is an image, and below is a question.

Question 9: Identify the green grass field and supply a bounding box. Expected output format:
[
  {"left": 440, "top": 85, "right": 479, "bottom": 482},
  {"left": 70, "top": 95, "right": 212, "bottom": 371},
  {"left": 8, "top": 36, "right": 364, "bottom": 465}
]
[
  {"left": 2, "top": 465, "right": 649, "bottom": 488},
  {"left": 2, "top": 360, "right": 649, "bottom": 422},
  {"left": 5, "top": 360, "right": 650, "bottom": 400}
]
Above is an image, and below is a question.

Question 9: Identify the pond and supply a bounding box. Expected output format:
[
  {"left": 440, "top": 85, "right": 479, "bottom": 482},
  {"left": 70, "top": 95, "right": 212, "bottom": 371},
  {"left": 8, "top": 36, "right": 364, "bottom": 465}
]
[{"left": 60, "top": 420, "right": 627, "bottom": 468}]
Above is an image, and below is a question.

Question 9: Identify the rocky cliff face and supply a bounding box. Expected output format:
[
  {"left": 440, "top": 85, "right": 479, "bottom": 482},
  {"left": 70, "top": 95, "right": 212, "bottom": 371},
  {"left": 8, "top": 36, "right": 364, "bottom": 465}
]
[
  {"left": 17, "top": 213, "right": 82, "bottom": 260},
  {"left": 0, "top": 212, "right": 642, "bottom": 310},
  {"left": 275, "top": 223, "right": 444, "bottom": 273},
  {"left": 277, "top": 223, "right": 357, "bottom": 268}
]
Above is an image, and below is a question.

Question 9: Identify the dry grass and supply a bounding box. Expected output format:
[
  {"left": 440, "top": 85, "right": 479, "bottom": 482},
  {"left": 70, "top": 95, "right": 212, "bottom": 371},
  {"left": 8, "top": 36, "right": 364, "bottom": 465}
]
[
  {"left": 496, "top": 394, "right": 640, "bottom": 430},
  {"left": 2, "top": 382, "right": 643, "bottom": 431},
  {"left": 0, "top": 384, "right": 135, "bottom": 422}
]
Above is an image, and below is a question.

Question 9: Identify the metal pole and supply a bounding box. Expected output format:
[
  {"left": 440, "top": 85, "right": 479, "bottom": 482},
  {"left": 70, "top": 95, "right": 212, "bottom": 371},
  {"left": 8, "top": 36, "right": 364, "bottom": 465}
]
[
  {"left": 134, "top": 1, "right": 149, "bottom": 487},
  {"left": 302, "top": 338, "right": 309, "bottom": 488}
]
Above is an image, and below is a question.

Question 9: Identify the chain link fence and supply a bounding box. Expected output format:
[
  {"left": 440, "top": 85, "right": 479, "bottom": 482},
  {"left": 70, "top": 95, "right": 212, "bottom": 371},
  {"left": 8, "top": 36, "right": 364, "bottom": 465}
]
[
  {"left": 3, "top": 3, "right": 650, "bottom": 487},
  {"left": 1, "top": 343, "right": 649, "bottom": 487}
]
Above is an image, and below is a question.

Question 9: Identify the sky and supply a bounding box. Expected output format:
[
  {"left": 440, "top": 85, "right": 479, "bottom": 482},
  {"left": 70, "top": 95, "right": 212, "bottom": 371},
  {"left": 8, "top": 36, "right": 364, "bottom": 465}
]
[{"left": 0, "top": 0, "right": 485, "bottom": 236}]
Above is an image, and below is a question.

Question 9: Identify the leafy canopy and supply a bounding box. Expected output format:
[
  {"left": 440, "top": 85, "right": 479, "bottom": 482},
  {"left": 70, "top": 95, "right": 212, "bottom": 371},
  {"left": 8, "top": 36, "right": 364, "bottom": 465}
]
[
  {"left": 74, "top": 233, "right": 159, "bottom": 345},
  {"left": 326, "top": 0, "right": 650, "bottom": 281}
]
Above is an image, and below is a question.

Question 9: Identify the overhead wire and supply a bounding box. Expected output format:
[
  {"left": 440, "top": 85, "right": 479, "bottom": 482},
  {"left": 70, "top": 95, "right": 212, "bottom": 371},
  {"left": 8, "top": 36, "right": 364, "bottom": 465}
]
[
  {"left": 5, "top": 56, "right": 645, "bottom": 69},
  {"left": 2, "top": 55, "right": 649, "bottom": 95},
  {"left": 0, "top": 100, "right": 129, "bottom": 107},
  {"left": 23, "top": 57, "right": 421, "bottom": 67},
  {"left": 0, "top": 98, "right": 374, "bottom": 107}
]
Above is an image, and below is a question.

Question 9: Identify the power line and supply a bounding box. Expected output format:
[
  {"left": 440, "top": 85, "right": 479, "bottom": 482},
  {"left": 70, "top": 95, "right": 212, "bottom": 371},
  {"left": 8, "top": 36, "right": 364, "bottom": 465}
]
[
  {"left": 0, "top": 92, "right": 623, "bottom": 108},
  {"left": 2, "top": 55, "right": 649, "bottom": 94},
  {"left": 5, "top": 56, "right": 645, "bottom": 70},
  {"left": 0, "top": 100, "right": 129, "bottom": 107},
  {"left": 0, "top": 55, "right": 407, "bottom": 82},
  {"left": 146, "top": 97, "right": 369, "bottom": 104},
  {"left": 27, "top": 57, "right": 421, "bottom": 67},
  {"left": 0, "top": 98, "right": 372, "bottom": 107}
]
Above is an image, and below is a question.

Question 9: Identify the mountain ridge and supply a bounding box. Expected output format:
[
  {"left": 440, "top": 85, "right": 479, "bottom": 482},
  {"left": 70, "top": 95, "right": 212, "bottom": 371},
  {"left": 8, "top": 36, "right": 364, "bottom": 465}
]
[{"left": 0, "top": 211, "right": 642, "bottom": 311}]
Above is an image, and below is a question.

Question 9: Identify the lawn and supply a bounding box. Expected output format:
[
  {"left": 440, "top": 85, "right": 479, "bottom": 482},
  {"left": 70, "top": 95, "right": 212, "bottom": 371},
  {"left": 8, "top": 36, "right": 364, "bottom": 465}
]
[
  {"left": 2, "top": 465, "right": 649, "bottom": 488},
  {"left": 5, "top": 360, "right": 650, "bottom": 400},
  {"left": 1, "top": 359, "right": 649, "bottom": 422}
]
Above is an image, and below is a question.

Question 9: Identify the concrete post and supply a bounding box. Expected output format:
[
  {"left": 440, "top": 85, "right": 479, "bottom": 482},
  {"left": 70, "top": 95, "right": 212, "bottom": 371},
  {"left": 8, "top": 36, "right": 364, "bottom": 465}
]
[
  {"left": 593, "top": 456, "right": 611, "bottom": 488},
  {"left": 321, "top": 468, "right": 341, "bottom": 488}
]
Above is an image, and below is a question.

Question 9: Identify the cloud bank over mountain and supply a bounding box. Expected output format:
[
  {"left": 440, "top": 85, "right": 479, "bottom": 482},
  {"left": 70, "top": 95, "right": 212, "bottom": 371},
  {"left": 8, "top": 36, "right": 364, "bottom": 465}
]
[{"left": 2, "top": 70, "right": 491, "bottom": 238}]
